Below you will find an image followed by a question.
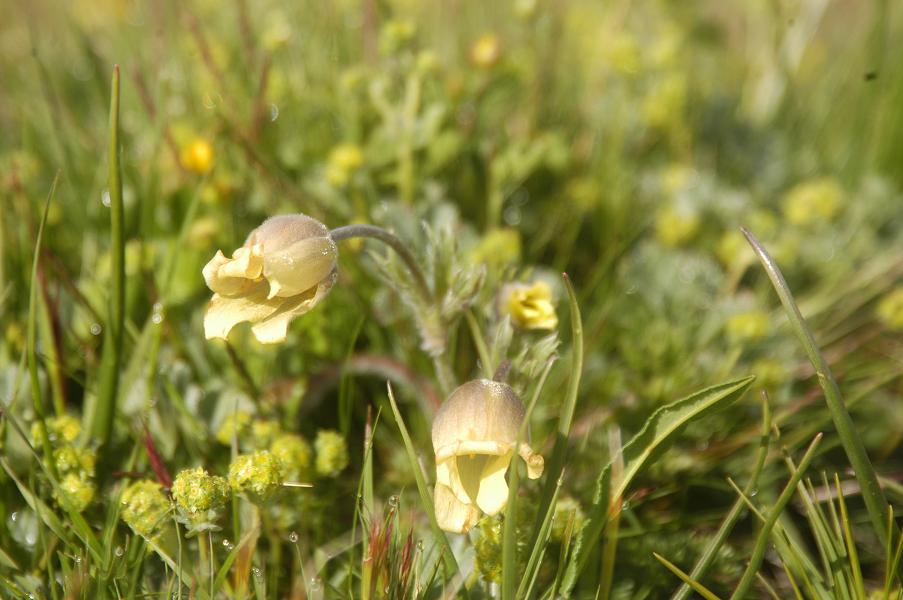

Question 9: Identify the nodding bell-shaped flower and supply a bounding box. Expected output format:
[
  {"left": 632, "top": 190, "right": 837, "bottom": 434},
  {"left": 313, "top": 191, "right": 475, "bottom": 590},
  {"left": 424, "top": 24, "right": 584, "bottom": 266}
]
[
  {"left": 203, "top": 214, "right": 338, "bottom": 344},
  {"left": 432, "top": 379, "right": 544, "bottom": 534}
]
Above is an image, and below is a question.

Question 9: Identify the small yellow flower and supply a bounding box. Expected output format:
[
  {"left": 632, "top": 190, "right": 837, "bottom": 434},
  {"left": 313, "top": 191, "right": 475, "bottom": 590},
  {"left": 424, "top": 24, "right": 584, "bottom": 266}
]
[
  {"left": 432, "top": 379, "right": 544, "bottom": 534},
  {"left": 314, "top": 429, "right": 349, "bottom": 478},
  {"left": 228, "top": 451, "right": 283, "bottom": 503},
  {"left": 55, "top": 473, "right": 95, "bottom": 513},
  {"left": 782, "top": 177, "right": 843, "bottom": 226},
  {"left": 202, "top": 214, "right": 338, "bottom": 344},
  {"left": 470, "top": 33, "right": 502, "bottom": 69},
  {"left": 171, "top": 467, "right": 230, "bottom": 519},
  {"left": 181, "top": 138, "right": 215, "bottom": 174},
  {"left": 499, "top": 281, "right": 558, "bottom": 330}
]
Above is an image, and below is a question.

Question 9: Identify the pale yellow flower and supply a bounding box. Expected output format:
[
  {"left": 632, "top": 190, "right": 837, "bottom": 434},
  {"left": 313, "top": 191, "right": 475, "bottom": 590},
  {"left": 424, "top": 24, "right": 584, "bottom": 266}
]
[
  {"left": 203, "top": 214, "right": 337, "bottom": 344},
  {"left": 499, "top": 281, "right": 558, "bottom": 330},
  {"left": 181, "top": 138, "right": 215, "bottom": 174},
  {"left": 432, "top": 379, "right": 544, "bottom": 534}
]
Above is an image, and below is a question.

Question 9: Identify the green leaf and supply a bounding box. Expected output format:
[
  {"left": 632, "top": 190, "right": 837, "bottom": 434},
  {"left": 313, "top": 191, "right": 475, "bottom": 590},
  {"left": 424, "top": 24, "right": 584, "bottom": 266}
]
[{"left": 562, "top": 375, "right": 755, "bottom": 594}]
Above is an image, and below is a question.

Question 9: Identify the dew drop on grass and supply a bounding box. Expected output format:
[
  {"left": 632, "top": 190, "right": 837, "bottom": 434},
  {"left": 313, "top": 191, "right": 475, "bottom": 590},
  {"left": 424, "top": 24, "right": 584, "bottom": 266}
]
[
  {"left": 222, "top": 539, "right": 234, "bottom": 551},
  {"left": 388, "top": 495, "right": 399, "bottom": 508},
  {"left": 101, "top": 190, "right": 111, "bottom": 207},
  {"left": 90, "top": 323, "right": 102, "bottom": 336},
  {"left": 251, "top": 566, "right": 263, "bottom": 581},
  {"left": 309, "top": 577, "right": 322, "bottom": 591},
  {"left": 114, "top": 546, "right": 124, "bottom": 557},
  {"left": 288, "top": 531, "right": 299, "bottom": 543},
  {"left": 269, "top": 104, "right": 279, "bottom": 121}
]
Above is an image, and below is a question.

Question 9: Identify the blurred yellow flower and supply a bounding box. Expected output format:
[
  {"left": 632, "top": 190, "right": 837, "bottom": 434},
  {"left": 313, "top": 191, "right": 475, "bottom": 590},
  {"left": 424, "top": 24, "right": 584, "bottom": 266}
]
[
  {"left": 877, "top": 287, "right": 903, "bottom": 331},
  {"left": 470, "top": 33, "right": 502, "bottom": 69},
  {"left": 326, "top": 143, "right": 364, "bottom": 188},
  {"left": 499, "top": 280, "right": 558, "bottom": 330},
  {"left": 782, "top": 177, "right": 843, "bottom": 226},
  {"left": 181, "top": 138, "right": 215, "bottom": 174},
  {"left": 725, "top": 311, "right": 770, "bottom": 342},
  {"left": 655, "top": 204, "right": 700, "bottom": 247},
  {"left": 432, "top": 379, "right": 544, "bottom": 533},
  {"left": 203, "top": 214, "right": 337, "bottom": 344},
  {"left": 470, "top": 228, "right": 522, "bottom": 267}
]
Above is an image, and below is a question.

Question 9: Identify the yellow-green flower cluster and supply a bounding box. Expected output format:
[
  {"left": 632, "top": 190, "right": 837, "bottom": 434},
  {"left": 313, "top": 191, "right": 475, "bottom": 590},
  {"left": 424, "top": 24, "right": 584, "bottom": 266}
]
[
  {"left": 171, "top": 467, "right": 230, "bottom": 520},
  {"left": 32, "top": 414, "right": 81, "bottom": 446},
  {"left": 782, "top": 177, "right": 843, "bottom": 226},
  {"left": 877, "top": 287, "right": 903, "bottom": 331},
  {"left": 474, "top": 517, "right": 503, "bottom": 584},
  {"left": 655, "top": 204, "right": 700, "bottom": 247},
  {"left": 228, "top": 451, "right": 283, "bottom": 503},
  {"left": 725, "top": 311, "right": 770, "bottom": 342},
  {"left": 121, "top": 480, "right": 172, "bottom": 538},
  {"left": 270, "top": 433, "right": 313, "bottom": 481},
  {"left": 325, "top": 144, "right": 364, "bottom": 188},
  {"left": 32, "top": 414, "right": 96, "bottom": 513},
  {"left": 55, "top": 473, "right": 95, "bottom": 513},
  {"left": 215, "top": 410, "right": 253, "bottom": 446},
  {"left": 314, "top": 430, "right": 349, "bottom": 478}
]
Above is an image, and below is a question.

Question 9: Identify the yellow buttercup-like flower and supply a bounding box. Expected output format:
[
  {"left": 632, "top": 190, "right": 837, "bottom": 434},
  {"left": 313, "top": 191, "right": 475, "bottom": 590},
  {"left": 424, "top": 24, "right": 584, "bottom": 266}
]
[
  {"left": 432, "top": 379, "right": 544, "bottom": 534},
  {"left": 203, "top": 214, "right": 338, "bottom": 344},
  {"left": 499, "top": 281, "right": 558, "bottom": 330},
  {"left": 181, "top": 138, "right": 215, "bottom": 174}
]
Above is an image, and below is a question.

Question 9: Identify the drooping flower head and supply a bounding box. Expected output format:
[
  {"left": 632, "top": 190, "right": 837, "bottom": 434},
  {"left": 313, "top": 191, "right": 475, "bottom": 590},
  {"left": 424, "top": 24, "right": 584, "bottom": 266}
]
[
  {"left": 203, "top": 214, "right": 338, "bottom": 344},
  {"left": 432, "top": 379, "right": 544, "bottom": 534}
]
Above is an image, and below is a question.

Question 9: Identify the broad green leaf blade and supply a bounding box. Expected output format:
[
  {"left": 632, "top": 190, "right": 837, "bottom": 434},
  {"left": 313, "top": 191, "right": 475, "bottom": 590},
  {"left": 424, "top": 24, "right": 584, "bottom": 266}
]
[{"left": 562, "top": 375, "right": 755, "bottom": 594}]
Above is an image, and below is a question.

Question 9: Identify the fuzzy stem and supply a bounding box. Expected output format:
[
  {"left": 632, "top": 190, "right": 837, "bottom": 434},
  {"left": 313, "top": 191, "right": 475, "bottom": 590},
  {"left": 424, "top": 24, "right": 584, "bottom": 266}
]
[{"left": 330, "top": 224, "right": 432, "bottom": 304}]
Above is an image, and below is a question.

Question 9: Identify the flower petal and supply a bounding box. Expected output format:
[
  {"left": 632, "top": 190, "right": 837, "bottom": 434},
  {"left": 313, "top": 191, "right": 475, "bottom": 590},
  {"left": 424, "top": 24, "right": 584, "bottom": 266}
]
[
  {"left": 203, "top": 247, "right": 264, "bottom": 296},
  {"left": 250, "top": 273, "right": 336, "bottom": 343},
  {"left": 519, "top": 443, "right": 544, "bottom": 479},
  {"left": 203, "top": 288, "right": 286, "bottom": 340},
  {"left": 475, "top": 453, "right": 513, "bottom": 515},
  {"left": 434, "top": 481, "right": 480, "bottom": 534},
  {"left": 263, "top": 236, "right": 337, "bottom": 299}
]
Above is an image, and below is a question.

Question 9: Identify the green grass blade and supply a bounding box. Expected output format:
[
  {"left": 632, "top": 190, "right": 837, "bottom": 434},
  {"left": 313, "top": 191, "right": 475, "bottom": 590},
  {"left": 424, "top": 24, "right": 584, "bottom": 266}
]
[
  {"left": 91, "top": 64, "right": 125, "bottom": 452},
  {"left": 465, "top": 309, "right": 494, "bottom": 379},
  {"left": 27, "top": 172, "right": 60, "bottom": 480},
  {"left": 530, "top": 273, "right": 583, "bottom": 550},
  {"left": 835, "top": 474, "right": 866, "bottom": 600},
  {"left": 742, "top": 227, "right": 895, "bottom": 549},
  {"left": 385, "top": 382, "right": 460, "bottom": 581},
  {"left": 672, "top": 394, "right": 772, "bottom": 600},
  {"left": 563, "top": 375, "right": 755, "bottom": 594},
  {"left": 654, "top": 552, "right": 722, "bottom": 600},
  {"left": 501, "top": 358, "right": 555, "bottom": 600},
  {"left": 729, "top": 433, "right": 823, "bottom": 600}
]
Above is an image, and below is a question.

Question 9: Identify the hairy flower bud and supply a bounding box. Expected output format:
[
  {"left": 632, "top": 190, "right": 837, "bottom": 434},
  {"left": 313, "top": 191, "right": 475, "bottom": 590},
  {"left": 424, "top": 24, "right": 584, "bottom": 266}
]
[
  {"left": 203, "top": 214, "right": 338, "bottom": 344},
  {"left": 432, "top": 379, "right": 544, "bottom": 533}
]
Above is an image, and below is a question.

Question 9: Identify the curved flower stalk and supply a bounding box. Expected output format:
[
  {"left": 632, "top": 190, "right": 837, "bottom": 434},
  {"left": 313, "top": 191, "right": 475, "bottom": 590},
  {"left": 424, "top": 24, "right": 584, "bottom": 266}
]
[
  {"left": 432, "top": 379, "right": 544, "bottom": 533},
  {"left": 203, "top": 214, "right": 338, "bottom": 344}
]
